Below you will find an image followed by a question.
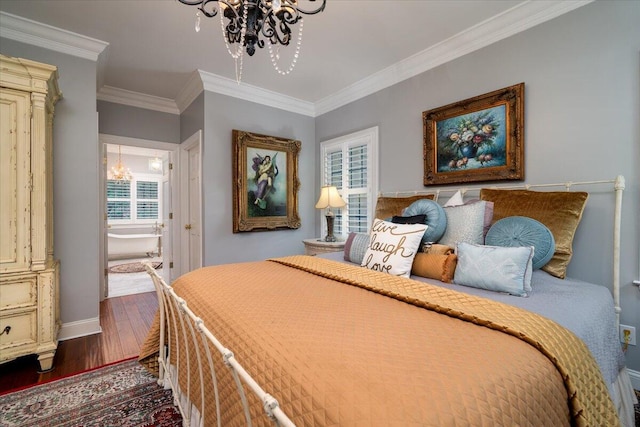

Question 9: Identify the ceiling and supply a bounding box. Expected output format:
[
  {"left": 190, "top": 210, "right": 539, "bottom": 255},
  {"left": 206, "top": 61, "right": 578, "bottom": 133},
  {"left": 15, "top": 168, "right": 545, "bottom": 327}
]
[{"left": 0, "top": 1, "right": 590, "bottom": 114}]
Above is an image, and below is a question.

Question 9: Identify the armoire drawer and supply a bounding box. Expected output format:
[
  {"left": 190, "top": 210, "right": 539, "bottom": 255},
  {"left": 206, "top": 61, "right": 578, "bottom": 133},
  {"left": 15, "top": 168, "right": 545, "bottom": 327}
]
[
  {"left": 0, "top": 276, "right": 37, "bottom": 310},
  {"left": 0, "top": 310, "right": 37, "bottom": 352}
]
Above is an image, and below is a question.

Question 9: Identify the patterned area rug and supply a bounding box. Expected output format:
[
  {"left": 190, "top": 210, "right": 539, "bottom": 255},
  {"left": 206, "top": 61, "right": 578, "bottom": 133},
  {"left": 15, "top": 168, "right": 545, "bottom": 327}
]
[
  {"left": 109, "top": 261, "right": 162, "bottom": 274},
  {"left": 636, "top": 389, "right": 639, "bottom": 427},
  {"left": 0, "top": 359, "right": 182, "bottom": 426}
]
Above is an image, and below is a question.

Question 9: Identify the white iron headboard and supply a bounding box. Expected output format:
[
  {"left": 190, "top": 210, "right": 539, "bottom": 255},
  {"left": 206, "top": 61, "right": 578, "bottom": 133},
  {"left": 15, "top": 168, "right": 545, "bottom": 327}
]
[{"left": 379, "top": 175, "right": 626, "bottom": 326}]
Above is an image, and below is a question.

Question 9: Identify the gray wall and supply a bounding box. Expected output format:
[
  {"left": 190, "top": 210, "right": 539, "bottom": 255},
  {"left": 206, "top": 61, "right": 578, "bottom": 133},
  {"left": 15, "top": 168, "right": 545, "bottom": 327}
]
[
  {"left": 98, "top": 100, "right": 180, "bottom": 143},
  {"left": 180, "top": 92, "right": 204, "bottom": 143},
  {"left": 0, "top": 39, "right": 101, "bottom": 327},
  {"left": 200, "top": 92, "right": 316, "bottom": 265},
  {"left": 316, "top": 0, "right": 640, "bottom": 371}
]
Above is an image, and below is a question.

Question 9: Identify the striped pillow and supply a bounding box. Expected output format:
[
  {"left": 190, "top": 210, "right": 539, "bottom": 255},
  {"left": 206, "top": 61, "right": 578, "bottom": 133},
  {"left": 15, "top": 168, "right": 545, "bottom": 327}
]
[{"left": 343, "top": 232, "right": 370, "bottom": 264}]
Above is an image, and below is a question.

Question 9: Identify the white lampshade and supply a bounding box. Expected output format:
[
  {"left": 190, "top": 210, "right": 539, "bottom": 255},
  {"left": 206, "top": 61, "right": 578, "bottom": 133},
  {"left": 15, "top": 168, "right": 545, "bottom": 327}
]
[{"left": 315, "top": 186, "right": 347, "bottom": 209}]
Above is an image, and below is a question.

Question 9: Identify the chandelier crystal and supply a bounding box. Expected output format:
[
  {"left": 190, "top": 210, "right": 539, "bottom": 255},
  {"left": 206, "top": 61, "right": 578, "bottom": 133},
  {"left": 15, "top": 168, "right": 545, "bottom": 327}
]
[
  {"left": 178, "top": 0, "right": 326, "bottom": 83},
  {"left": 109, "top": 145, "right": 132, "bottom": 182}
]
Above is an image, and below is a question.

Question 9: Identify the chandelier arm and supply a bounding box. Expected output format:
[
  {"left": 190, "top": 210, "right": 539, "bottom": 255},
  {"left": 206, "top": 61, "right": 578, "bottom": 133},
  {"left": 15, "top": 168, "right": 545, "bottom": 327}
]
[
  {"left": 178, "top": 0, "right": 219, "bottom": 17},
  {"left": 288, "top": 0, "right": 326, "bottom": 15},
  {"left": 260, "top": 9, "right": 295, "bottom": 45}
]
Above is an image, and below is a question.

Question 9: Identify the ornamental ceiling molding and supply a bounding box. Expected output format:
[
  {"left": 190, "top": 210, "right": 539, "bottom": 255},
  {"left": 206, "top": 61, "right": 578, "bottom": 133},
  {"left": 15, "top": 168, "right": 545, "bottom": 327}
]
[{"left": 1, "top": 1, "right": 592, "bottom": 117}]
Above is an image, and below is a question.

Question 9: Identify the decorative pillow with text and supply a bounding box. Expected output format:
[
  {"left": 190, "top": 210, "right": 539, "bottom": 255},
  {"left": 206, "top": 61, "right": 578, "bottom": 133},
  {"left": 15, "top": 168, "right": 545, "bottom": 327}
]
[{"left": 361, "top": 218, "right": 427, "bottom": 277}]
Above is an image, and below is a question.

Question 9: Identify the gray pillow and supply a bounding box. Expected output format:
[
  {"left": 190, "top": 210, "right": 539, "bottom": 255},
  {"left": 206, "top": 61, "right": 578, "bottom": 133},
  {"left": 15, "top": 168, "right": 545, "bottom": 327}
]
[
  {"left": 439, "top": 201, "right": 488, "bottom": 247},
  {"left": 343, "top": 232, "right": 370, "bottom": 264}
]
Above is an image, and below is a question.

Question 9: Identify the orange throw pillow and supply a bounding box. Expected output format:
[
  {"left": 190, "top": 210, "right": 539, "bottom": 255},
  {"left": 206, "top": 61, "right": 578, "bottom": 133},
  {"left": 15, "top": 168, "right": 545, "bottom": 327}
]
[{"left": 411, "top": 253, "right": 458, "bottom": 283}]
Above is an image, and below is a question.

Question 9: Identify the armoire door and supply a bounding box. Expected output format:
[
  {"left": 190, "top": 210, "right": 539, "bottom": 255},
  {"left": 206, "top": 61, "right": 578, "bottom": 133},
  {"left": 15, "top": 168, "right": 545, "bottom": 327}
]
[{"left": 0, "top": 88, "right": 32, "bottom": 274}]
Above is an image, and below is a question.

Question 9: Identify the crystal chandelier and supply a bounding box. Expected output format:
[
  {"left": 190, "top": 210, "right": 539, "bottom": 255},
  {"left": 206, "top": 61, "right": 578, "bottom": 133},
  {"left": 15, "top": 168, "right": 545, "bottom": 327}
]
[
  {"left": 178, "top": 0, "right": 326, "bottom": 83},
  {"left": 109, "top": 145, "right": 132, "bottom": 182}
]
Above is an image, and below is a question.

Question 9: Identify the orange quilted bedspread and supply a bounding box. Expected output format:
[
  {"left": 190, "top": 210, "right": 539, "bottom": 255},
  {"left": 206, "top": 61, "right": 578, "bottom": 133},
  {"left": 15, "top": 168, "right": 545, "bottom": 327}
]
[{"left": 139, "top": 256, "right": 618, "bottom": 426}]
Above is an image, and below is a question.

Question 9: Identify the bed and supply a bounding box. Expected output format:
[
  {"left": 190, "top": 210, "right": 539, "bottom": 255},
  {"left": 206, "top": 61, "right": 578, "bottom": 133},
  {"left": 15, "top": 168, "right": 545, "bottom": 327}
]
[{"left": 140, "top": 175, "right": 637, "bottom": 427}]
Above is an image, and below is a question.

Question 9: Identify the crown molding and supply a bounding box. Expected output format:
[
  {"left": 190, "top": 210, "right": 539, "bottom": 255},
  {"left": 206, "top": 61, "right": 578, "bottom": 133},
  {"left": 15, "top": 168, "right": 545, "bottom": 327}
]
[
  {"left": 0, "top": 11, "right": 108, "bottom": 61},
  {"left": 198, "top": 70, "right": 316, "bottom": 117},
  {"left": 97, "top": 86, "right": 180, "bottom": 115},
  {"left": 314, "top": 0, "right": 593, "bottom": 116},
  {"left": 1, "top": 1, "right": 592, "bottom": 117},
  {"left": 175, "top": 70, "right": 205, "bottom": 113}
]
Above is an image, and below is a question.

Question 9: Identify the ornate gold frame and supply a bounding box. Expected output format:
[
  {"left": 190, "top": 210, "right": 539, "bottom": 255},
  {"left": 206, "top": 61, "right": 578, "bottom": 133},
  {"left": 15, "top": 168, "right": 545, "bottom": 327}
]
[
  {"left": 232, "top": 130, "right": 301, "bottom": 233},
  {"left": 423, "top": 83, "right": 525, "bottom": 186}
]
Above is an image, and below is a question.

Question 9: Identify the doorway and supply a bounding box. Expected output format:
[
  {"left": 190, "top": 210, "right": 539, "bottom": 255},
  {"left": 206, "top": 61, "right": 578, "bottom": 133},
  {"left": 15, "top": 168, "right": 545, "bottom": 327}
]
[{"left": 100, "top": 135, "right": 179, "bottom": 300}]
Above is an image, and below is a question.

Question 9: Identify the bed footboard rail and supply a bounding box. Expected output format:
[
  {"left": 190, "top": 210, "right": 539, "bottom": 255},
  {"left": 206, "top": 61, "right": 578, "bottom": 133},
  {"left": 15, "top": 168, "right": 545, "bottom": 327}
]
[{"left": 144, "top": 264, "right": 296, "bottom": 427}]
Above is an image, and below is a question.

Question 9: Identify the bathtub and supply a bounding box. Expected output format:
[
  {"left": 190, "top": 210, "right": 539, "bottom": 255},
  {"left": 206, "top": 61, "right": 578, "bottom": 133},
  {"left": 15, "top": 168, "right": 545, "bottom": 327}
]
[{"left": 107, "top": 233, "right": 161, "bottom": 260}]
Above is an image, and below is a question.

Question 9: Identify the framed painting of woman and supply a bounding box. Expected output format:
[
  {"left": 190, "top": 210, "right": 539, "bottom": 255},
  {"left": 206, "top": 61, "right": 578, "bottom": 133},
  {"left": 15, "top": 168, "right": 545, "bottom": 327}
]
[{"left": 232, "top": 130, "right": 301, "bottom": 232}]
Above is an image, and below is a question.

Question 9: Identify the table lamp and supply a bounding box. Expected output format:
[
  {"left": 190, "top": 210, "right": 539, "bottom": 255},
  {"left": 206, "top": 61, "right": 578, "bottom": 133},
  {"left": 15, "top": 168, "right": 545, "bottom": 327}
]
[{"left": 315, "top": 186, "right": 347, "bottom": 242}]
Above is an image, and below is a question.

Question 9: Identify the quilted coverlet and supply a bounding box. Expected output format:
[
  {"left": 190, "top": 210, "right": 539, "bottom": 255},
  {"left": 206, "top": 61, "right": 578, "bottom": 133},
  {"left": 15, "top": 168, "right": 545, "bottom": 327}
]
[{"left": 139, "top": 256, "right": 618, "bottom": 426}]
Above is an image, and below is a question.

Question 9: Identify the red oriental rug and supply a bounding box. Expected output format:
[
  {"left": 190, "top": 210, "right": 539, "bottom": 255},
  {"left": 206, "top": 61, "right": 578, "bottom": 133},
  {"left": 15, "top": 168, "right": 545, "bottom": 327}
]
[{"left": 0, "top": 359, "right": 182, "bottom": 426}]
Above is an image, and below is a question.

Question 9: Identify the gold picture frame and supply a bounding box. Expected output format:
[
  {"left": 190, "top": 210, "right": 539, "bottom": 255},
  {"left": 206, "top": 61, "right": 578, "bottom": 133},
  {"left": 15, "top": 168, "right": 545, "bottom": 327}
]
[
  {"left": 423, "top": 82, "right": 524, "bottom": 186},
  {"left": 232, "top": 130, "right": 301, "bottom": 233}
]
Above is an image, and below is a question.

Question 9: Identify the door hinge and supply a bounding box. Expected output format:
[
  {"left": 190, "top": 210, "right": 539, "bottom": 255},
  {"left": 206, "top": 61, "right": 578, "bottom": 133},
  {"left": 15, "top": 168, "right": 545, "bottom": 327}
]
[
  {"left": 104, "top": 213, "right": 107, "bottom": 221},
  {"left": 169, "top": 262, "right": 174, "bottom": 269},
  {"left": 169, "top": 163, "right": 173, "bottom": 170},
  {"left": 103, "top": 156, "right": 107, "bottom": 165},
  {"left": 104, "top": 268, "right": 108, "bottom": 276},
  {"left": 169, "top": 212, "right": 173, "bottom": 219}
]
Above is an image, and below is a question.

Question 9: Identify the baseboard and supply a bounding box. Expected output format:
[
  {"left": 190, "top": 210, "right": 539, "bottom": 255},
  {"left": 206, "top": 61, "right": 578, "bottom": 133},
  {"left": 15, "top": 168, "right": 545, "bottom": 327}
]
[
  {"left": 58, "top": 317, "right": 102, "bottom": 341},
  {"left": 628, "top": 368, "right": 640, "bottom": 390}
]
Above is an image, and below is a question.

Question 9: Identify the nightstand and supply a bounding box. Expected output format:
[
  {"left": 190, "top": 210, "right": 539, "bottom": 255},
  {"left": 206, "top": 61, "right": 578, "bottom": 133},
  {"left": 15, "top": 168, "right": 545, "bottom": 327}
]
[{"left": 303, "top": 238, "right": 345, "bottom": 256}]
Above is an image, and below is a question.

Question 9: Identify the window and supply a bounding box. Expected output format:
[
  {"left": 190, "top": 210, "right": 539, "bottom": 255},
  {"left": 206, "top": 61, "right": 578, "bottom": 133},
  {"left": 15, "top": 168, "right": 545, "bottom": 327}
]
[
  {"left": 319, "top": 127, "right": 379, "bottom": 238},
  {"left": 107, "top": 175, "right": 161, "bottom": 224}
]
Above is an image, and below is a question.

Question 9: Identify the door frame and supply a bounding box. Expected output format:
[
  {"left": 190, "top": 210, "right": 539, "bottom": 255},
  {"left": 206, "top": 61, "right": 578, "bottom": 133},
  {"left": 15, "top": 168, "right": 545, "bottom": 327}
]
[
  {"left": 98, "top": 133, "right": 181, "bottom": 301},
  {"left": 179, "top": 130, "right": 203, "bottom": 276}
]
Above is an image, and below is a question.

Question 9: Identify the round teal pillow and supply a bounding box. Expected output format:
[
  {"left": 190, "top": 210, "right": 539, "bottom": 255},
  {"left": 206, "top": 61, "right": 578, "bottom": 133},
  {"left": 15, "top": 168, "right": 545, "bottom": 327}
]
[
  {"left": 485, "top": 216, "right": 555, "bottom": 270},
  {"left": 403, "top": 199, "right": 447, "bottom": 244}
]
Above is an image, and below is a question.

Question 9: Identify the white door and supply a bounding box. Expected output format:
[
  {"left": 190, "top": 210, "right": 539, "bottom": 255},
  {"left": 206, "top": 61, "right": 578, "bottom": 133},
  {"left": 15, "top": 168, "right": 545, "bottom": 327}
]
[
  {"left": 101, "top": 141, "right": 109, "bottom": 299},
  {"left": 161, "top": 151, "right": 173, "bottom": 282},
  {"left": 180, "top": 131, "right": 202, "bottom": 274},
  {"left": 188, "top": 145, "right": 201, "bottom": 271}
]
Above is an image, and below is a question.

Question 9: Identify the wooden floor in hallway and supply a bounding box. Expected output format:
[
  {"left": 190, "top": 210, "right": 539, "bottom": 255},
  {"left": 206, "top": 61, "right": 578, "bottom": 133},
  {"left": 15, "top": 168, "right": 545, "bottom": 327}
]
[{"left": 0, "top": 291, "right": 158, "bottom": 394}]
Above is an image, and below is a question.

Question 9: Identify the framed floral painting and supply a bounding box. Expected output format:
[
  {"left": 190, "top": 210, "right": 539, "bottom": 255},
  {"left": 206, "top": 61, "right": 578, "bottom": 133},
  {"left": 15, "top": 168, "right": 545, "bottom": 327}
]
[
  {"left": 232, "top": 130, "right": 301, "bottom": 233},
  {"left": 423, "top": 83, "right": 524, "bottom": 186}
]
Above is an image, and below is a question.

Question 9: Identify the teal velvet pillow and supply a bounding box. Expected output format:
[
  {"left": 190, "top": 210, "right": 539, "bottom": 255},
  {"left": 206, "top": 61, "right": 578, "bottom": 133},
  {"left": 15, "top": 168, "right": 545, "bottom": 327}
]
[
  {"left": 485, "top": 216, "right": 555, "bottom": 270},
  {"left": 403, "top": 199, "right": 447, "bottom": 244},
  {"left": 454, "top": 242, "right": 534, "bottom": 297}
]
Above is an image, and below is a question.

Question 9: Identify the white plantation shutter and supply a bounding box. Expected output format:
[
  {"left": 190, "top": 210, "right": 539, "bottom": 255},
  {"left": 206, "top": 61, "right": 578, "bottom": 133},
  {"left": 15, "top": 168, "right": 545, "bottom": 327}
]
[
  {"left": 320, "top": 127, "right": 379, "bottom": 238},
  {"left": 136, "top": 180, "right": 159, "bottom": 219},
  {"left": 107, "top": 175, "right": 162, "bottom": 224}
]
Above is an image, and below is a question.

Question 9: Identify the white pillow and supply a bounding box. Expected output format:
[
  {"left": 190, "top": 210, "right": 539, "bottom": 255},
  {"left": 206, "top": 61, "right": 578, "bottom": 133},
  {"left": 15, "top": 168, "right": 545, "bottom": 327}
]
[
  {"left": 439, "top": 201, "right": 488, "bottom": 247},
  {"left": 361, "top": 218, "right": 427, "bottom": 277},
  {"left": 444, "top": 190, "right": 464, "bottom": 207},
  {"left": 454, "top": 242, "right": 534, "bottom": 297}
]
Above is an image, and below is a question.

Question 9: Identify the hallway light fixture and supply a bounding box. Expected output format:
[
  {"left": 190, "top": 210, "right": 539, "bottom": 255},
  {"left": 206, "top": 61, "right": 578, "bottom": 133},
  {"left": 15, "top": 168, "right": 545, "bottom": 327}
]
[
  {"left": 109, "top": 145, "right": 132, "bottom": 182},
  {"left": 178, "top": 0, "right": 326, "bottom": 83},
  {"left": 149, "top": 155, "right": 163, "bottom": 172}
]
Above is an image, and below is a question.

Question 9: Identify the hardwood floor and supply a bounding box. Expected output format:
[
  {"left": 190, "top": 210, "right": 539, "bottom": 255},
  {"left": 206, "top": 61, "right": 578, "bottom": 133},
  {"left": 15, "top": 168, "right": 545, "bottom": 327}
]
[{"left": 0, "top": 291, "right": 158, "bottom": 394}]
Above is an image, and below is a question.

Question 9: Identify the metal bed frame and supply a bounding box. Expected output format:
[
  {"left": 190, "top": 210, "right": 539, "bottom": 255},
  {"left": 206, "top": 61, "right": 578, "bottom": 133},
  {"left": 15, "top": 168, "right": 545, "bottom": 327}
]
[
  {"left": 144, "top": 262, "right": 296, "bottom": 427},
  {"left": 144, "top": 175, "right": 626, "bottom": 427}
]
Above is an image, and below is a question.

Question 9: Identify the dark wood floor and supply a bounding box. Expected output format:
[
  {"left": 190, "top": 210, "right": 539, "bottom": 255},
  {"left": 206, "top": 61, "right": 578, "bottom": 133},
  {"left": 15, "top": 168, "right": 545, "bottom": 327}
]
[{"left": 0, "top": 291, "right": 158, "bottom": 394}]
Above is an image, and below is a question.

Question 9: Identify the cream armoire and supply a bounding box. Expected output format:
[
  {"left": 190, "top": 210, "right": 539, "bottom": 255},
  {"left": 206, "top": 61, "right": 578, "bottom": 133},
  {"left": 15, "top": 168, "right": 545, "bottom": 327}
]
[{"left": 0, "top": 54, "right": 61, "bottom": 372}]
